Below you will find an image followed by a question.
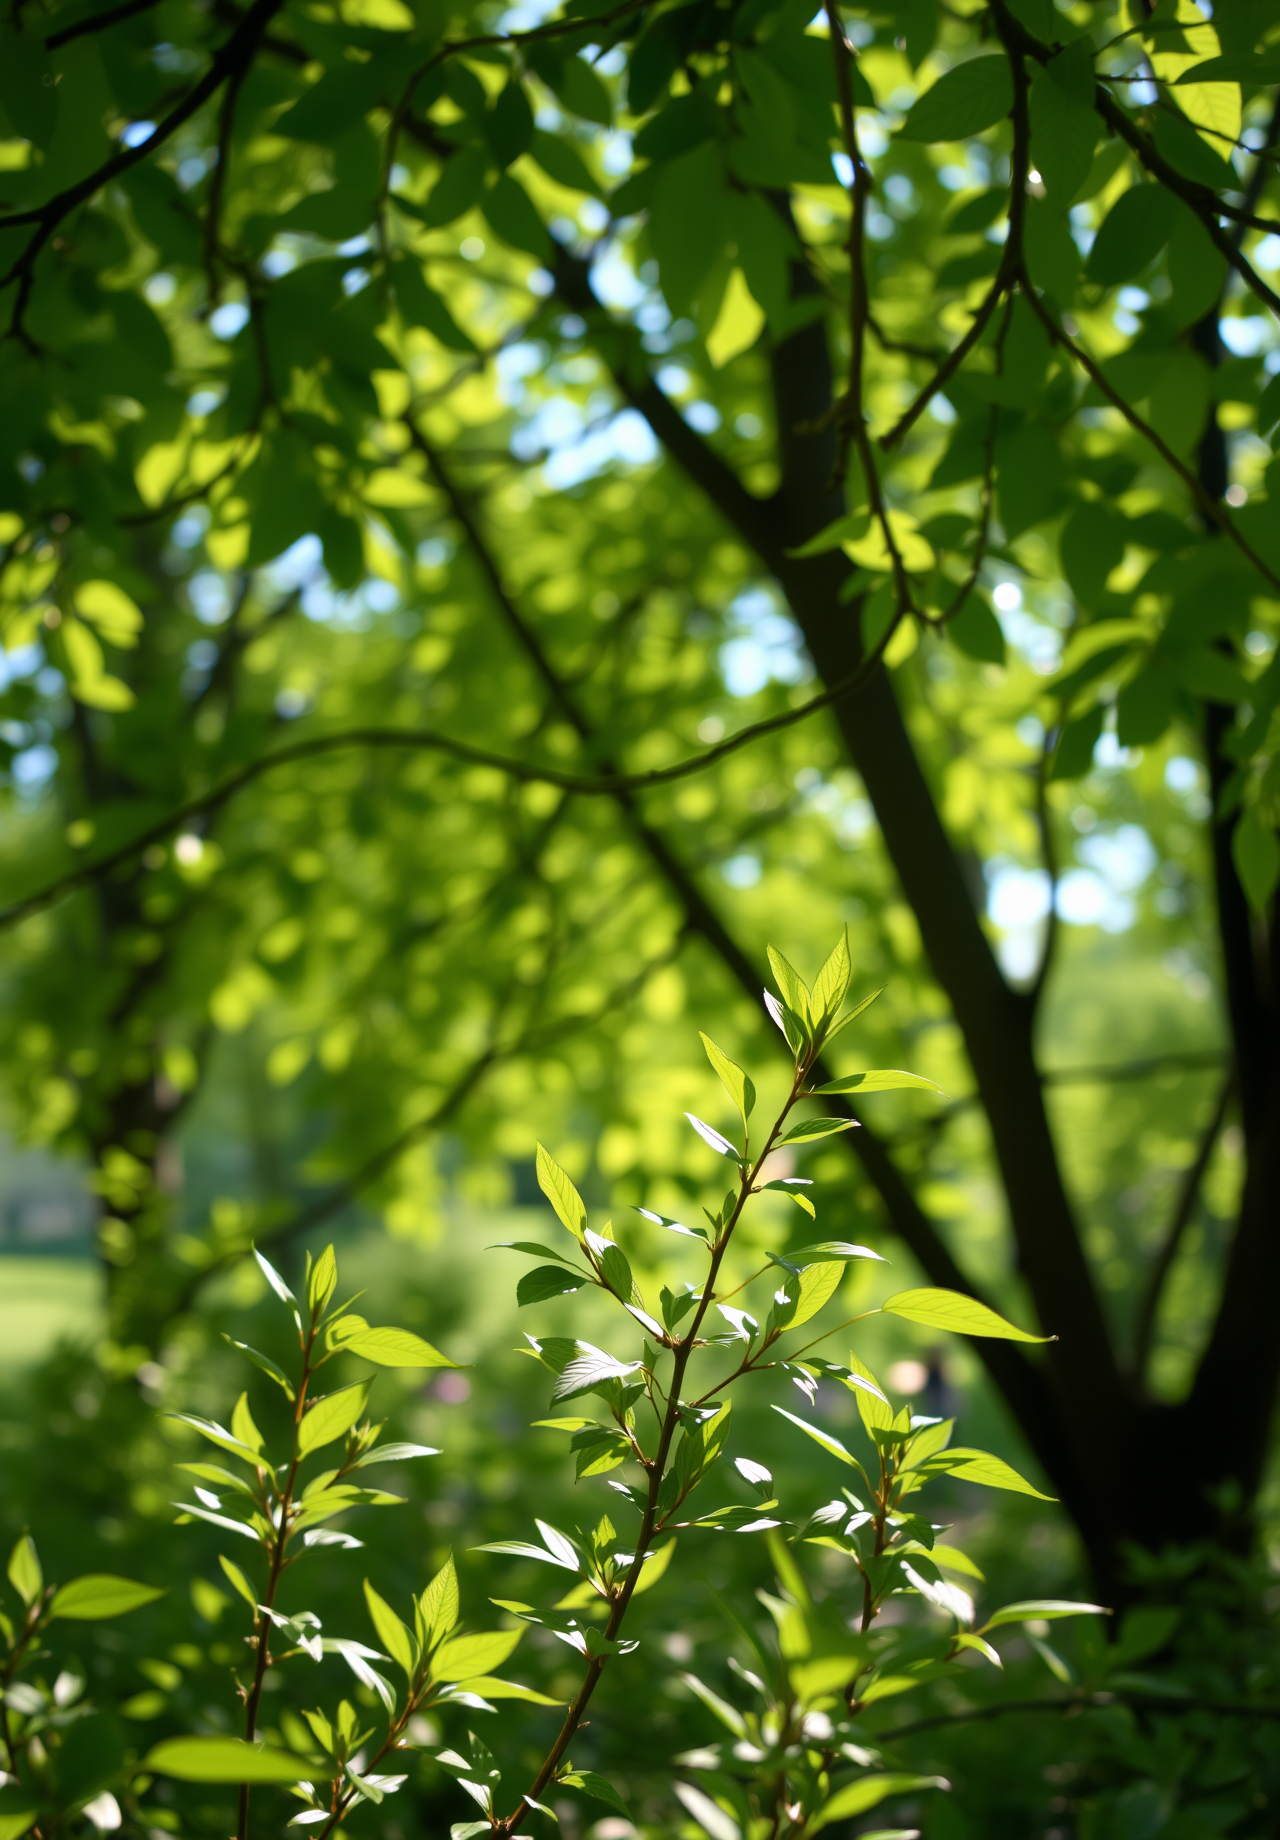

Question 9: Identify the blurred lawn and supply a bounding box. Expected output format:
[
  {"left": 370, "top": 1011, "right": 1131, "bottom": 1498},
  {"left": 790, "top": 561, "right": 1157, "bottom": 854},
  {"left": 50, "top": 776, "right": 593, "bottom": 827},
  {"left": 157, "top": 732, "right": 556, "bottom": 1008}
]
[{"left": 0, "top": 1258, "right": 102, "bottom": 1369}]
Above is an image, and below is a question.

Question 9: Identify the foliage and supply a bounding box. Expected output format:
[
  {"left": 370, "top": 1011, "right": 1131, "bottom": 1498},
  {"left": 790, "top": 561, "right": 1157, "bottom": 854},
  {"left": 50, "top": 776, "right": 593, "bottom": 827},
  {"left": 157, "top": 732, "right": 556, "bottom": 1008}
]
[
  {"left": 0, "top": 953, "right": 1166, "bottom": 1840},
  {"left": 1, "top": 0, "right": 1279, "bottom": 1618}
]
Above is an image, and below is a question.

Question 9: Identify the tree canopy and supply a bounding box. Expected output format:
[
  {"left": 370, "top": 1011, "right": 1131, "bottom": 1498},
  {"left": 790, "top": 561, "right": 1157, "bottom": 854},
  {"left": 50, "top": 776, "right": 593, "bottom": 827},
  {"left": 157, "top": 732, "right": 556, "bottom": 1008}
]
[{"left": 1, "top": 0, "right": 1279, "bottom": 1600}]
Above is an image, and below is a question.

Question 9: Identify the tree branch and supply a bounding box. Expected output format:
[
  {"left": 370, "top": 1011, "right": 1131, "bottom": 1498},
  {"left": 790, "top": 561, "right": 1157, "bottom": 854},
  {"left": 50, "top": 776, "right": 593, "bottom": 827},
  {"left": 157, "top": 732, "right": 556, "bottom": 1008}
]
[
  {"left": 1, "top": 0, "right": 287, "bottom": 338},
  {"left": 988, "top": 0, "right": 1280, "bottom": 320},
  {"left": 1131, "top": 1072, "right": 1232, "bottom": 1385},
  {"left": 45, "top": 0, "right": 160, "bottom": 49}
]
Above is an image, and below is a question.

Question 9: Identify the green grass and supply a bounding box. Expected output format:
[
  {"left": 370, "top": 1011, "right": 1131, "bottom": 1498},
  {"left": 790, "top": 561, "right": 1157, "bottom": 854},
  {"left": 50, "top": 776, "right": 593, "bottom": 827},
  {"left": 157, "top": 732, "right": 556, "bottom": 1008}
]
[{"left": 0, "top": 1259, "right": 102, "bottom": 1369}]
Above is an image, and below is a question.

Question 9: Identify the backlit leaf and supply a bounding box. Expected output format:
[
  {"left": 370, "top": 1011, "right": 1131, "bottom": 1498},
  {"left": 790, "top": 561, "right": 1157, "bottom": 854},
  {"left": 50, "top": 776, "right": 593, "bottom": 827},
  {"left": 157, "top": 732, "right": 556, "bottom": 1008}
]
[
  {"left": 536, "top": 1144, "right": 588, "bottom": 1241},
  {"left": 50, "top": 1576, "right": 166, "bottom": 1620},
  {"left": 807, "top": 1775, "right": 949, "bottom": 1833},
  {"left": 881, "top": 1288, "right": 1052, "bottom": 1342},
  {"left": 340, "top": 1327, "right": 459, "bottom": 1368},
  {"left": 144, "top": 1737, "right": 314, "bottom": 1783},
  {"left": 898, "top": 55, "right": 1012, "bottom": 141},
  {"left": 981, "top": 1598, "right": 1109, "bottom": 1629},
  {"left": 298, "top": 1381, "right": 372, "bottom": 1457},
  {"left": 433, "top": 1628, "right": 523, "bottom": 1681}
]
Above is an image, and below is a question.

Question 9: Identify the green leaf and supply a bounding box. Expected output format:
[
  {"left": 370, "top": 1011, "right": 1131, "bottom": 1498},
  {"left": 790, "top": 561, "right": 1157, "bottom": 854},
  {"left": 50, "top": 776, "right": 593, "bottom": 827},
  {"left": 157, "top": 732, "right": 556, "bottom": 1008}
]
[
  {"left": 767, "top": 945, "right": 812, "bottom": 1023},
  {"left": 561, "top": 1770, "right": 630, "bottom": 1816},
  {"left": 390, "top": 254, "right": 477, "bottom": 353},
  {"left": 673, "top": 1782, "right": 740, "bottom": 1839},
  {"left": 931, "top": 1541, "right": 984, "bottom": 1580},
  {"left": 914, "top": 1447, "right": 1056, "bottom": 1499},
  {"left": 0, "top": 1815, "right": 36, "bottom": 1840},
  {"left": 0, "top": 26, "right": 57, "bottom": 146},
  {"left": 947, "top": 592, "right": 1006, "bottom": 664},
  {"left": 1024, "top": 195, "right": 1080, "bottom": 305},
  {"left": 811, "top": 929, "right": 852, "bottom": 1024},
  {"left": 433, "top": 1628, "right": 523, "bottom": 1681},
  {"left": 174, "top": 1502, "right": 261, "bottom": 1541},
  {"left": 1086, "top": 185, "right": 1177, "bottom": 286},
  {"left": 73, "top": 580, "right": 143, "bottom": 648},
  {"left": 769, "top": 1262, "right": 844, "bottom": 1333},
  {"left": 552, "top": 1343, "right": 643, "bottom": 1402},
  {"left": 955, "top": 1630, "right": 1003, "bottom": 1665},
  {"left": 773, "top": 1406, "right": 861, "bottom": 1468},
  {"left": 811, "top": 1070, "right": 941, "bottom": 1096},
  {"left": 231, "top": 1392, "right": 264, "bottom": 1454},
  {"left": 7, "top": 1535, "right": 41, "bottom": 1607},
  {"left": 778, "top": 1241, "right": 885, "bottom": 1266},
  {"left": 1048, "top": 705, "right": 1104, "bottom": 781},
  {"left": 1174, "top": 54, "right": 1280, "bottom": 84},
  {"left": 1233, "top": 809, "right": 1280, "bottom": 912},
  {"left": 298, "top": 1380, "right": 372, "bottom": 1457},
  {"left": 219, "top": 1555, "right": 257, "bottom": 1608},
  {"left": 423, "top": 146, "right": 490, "bottom": 227},
  {"left": 354, "top": 1442, "right": 439, "bottom": 1472},
  {"left": 364, "top": 1580, "right": 416, "bottom": 1676},
  {"left": 417, "top": 1552, "right": 460, "bottom": 1651},
  {"left": 631, "top": 1536, "right": 677, "bottom": 1595},
  {"left": 674, "top": 1401, "right": 732, "bottom": 1496},
  {"left": 254, "top": 1248, "right": 299, "bottom": 1312},
  {"left": 881, "top": 1288, "right": 1052, "bottom": 1342},
  {"left": 308, "top": 1243, "right": 338, "bottom": 1313},
  {"left": 492, "top": 1240, "right": 581, "bottom": 1264},
  {"left": 339, "top": 1327, "right": 459, "bottom": 1368},
  {"left": 1167, "top": 201, "right": 1228, "bottom": 331},
  {"left": 846, "top": 1353, "right": 894, "bottom": 1432},
  {"left": 777, "top": 1115, "right": 860, "bottom": 1146},
  {"left": 486, "top": 80, "right": 534, "bottom": 168},
  {"left": 529, "top": 128, "right": 601, "bottom": 197},
  {"left": 897, "top": 55, "right": 1012, "bottom": 142},
  {"left": 482, "top": 174, "right": 549, "bottom": 258},
  {"left": 144, "top": 1736, "right": 314, "bottom": 1783},
  {"left": 981, "top": 1598, "right": 1109, "bottom": 1630},
  {"left": 1152, "top": 104, "right": 1236, "bottom": 188},
  {"left": 806, "top": 1775, "right": 949, "bottom": 1833},
  {"left": 221, "top": 1337, "right": 295, "bottom": 1399},
  {"left": 634, "top": 90, "right": 719, "bottom": 161},
  {"left": 699, "top": 1032, "right": 756, "bottom": 1124},
  {"left": 822, "top": 987, "right": 886, "bottom": 1046},
  {"left": 1060, "top": 501, "right": 1127, "bottom": 608},
  {"left": 1028, "top": 46, "right": 1097, "bottom": 204},
  {"left": 49, "top": 1575, "right": 165, "bottom": 1620},
  {"left": 574, "top": 1428, "right": 631, "bottom": 1477},
  {"left": 536, "top": 1143, "right": 588, "bottom": 1241},
  {"left": 517, "top": 1265, "right": 590, "bottom": 1305},
  {"left": 446, "top": 1675, "right": 564, "bottom": 1705},
  {"left": 686, "top": 1112, "right": 744, "bottom": 1160}
]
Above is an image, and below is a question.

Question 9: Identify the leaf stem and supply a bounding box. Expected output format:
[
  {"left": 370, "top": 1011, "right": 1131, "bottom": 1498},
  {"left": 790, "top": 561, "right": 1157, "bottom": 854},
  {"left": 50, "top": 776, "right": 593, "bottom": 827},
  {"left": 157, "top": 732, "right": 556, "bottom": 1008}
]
[
  {"left": 491, "top": 1060, "right": 815, "bottom": 1832},
  {"left": 236, "top": 1313, "right": 318, "bottom": 1840}
]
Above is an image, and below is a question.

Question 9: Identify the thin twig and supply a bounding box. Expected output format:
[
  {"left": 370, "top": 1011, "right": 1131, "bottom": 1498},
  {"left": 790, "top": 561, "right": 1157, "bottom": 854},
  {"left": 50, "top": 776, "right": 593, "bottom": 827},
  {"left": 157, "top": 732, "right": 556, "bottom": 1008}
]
[
  {"left": 0, "top": 0, "right": 287, "bottom": 340},
  {"left": 203, "top": 53, "right": 251, "bottom": 305},
  {"left": 1131, "top": 1072, "right": 1233, "bottom": 1382},
  {"left": 826, "top": 1, "right": 916, "bottom": 618},
  {"left": 880, "top": 31, "right": 1031, "bottom": 452},
  {"left": 45, "top": 0, "right": 160, "bottom": 48},
  {"left": 0, "top": 650, "right": 894, "bottom": 934},
  {"left": 1020, "top": 284, "right": 1280, "bottom": 599},
  {"left": 1025, "top": 725, "right": 1059, "bottom": 1012}
]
